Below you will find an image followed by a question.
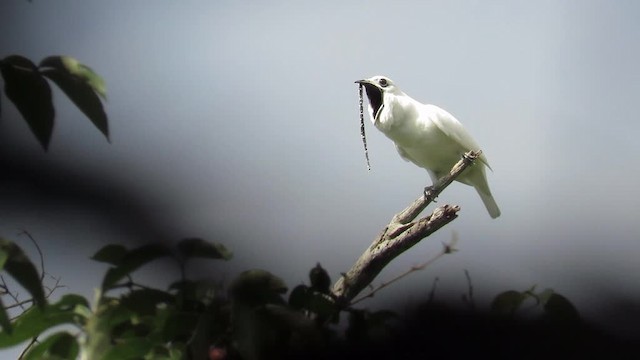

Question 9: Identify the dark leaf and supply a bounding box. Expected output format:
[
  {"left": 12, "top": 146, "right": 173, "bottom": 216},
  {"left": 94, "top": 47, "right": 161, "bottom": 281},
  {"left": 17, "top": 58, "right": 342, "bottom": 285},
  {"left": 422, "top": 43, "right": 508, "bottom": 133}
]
[
  {"left": 111, "top": 320, "right": 152, "bottom": 340},
  {"left": 288, "top": 285, "right": 310, "bottom": 310},
  {"left": 187, "top": 311, "right": 218, "bottom": 360},
  {"left": 40, "top": 68, "right": 109, "bottom": 141},
  {"left": 490, "top": 290, "right": 526, "bottom": 316},
  {"left": 0, "top": 238, "right": 46, "bottom": 308},
  {"left": 102, "top": 338, "right": 154, "bottom": 360},
  {"left": 1, "top": 55, "right": 54, "bottom": 150},
  {"left": 177, "top": 238, "right": 232, "bottom": 261},
  {"left": 263, "top": 304, "right": 318, "bottom": 333},
  {"left": 230, "top": 269, "right": 287, "bottom": 306},
  {"left": 101, "top": 244, "right": 172, "bottom": 290},
  {"left": 121, "top": 288, "right": 175, "bottom": 316},
  {"left": 346, "top": 310, "right": 367, "bottom": 343},
  {"left": 309, "top": 263, "right": 331, "bottom": 294},
  {"left": 161, "top": 312, "right": 200, "bottom": 343},
  {"left": 169, "top": 279, "right": 220, "bottom": 306},
  {"left": 0, "top": 294, "right": 89, "bottom": 348},
  {"left": 307, "top": 292, "right": 337, "bottom": 318},
  {"left": 543, "top": 293, "right": 580, "bottom": 324},
  {"left": 535, "top": 288, "right": 555, "bottom": 306},
  {"left": 91, "top": 244, "right": 127, "bottom": 265},
  {"left": 169, "top": 279, "right": 197, "bottom": 295},
  {"left": 368, "top": 310, "right": 398, "bottom": 326},
  {"left": 23, "top": 332, "right": 78, "bottom": 360}
]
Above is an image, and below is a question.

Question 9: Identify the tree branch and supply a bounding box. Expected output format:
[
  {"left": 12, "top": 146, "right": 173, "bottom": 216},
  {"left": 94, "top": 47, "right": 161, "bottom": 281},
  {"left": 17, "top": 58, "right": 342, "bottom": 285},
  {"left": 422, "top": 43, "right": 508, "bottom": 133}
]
[{"left": 331, "top": 150, "right": 481, "bottom": 305}]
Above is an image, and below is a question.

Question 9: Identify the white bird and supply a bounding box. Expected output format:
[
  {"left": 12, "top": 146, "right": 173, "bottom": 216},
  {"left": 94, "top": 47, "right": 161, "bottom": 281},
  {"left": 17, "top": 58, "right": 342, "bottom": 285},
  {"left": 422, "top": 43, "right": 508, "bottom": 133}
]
[{"left": 356, "top": 75, "right": 500, "bottom": 218}]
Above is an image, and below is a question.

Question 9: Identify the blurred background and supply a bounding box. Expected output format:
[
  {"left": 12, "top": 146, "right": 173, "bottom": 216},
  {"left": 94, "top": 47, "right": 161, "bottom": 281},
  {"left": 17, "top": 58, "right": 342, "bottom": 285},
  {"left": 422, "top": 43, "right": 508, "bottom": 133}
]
[{"left": 1, "top": 1, "right": 639, "bottom": 356}]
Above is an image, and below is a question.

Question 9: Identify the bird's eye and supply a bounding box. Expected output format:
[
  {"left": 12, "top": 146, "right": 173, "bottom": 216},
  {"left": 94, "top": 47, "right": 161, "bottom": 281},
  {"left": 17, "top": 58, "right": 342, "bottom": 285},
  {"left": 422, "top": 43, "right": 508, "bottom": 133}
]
[{"left": 379, "top": 78, "right": 388, "bottom": 87}]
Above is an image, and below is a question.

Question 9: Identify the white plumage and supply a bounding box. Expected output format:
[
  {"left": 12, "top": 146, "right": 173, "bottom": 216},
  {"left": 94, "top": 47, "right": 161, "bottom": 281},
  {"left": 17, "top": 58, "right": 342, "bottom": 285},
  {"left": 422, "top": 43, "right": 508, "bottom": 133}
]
[{"left": 356, "top": 75, "right": 500, "bottom": 219}]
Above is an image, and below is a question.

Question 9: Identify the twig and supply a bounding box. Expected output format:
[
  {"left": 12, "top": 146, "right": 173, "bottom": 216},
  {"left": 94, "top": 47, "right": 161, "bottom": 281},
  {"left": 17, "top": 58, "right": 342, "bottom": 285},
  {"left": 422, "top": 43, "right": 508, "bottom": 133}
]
[
  {"left": 462, "top": 269, "right": 475, "bottom": 311},
  {"left": 42, "top": 275, "right": 66, "bottom": 298},
  {"left": 1, "top": 275, "right": 28, "bottom": 311},
  {"left": 350, "top": 234, "right": 458, "bottom": 306},
  {"left": 18, "top": 338, "right": 39, "bottom": 360},
  {"left": 331, "top": 151, "right": 480, "bottom": 305},
  {"left": 19, "top": 230, "right": 46, "bottom": 281}
]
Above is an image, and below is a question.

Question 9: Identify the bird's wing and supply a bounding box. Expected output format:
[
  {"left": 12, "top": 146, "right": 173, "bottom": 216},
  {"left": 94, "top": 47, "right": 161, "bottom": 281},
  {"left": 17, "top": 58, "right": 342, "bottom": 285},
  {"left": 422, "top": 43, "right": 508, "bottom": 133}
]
[{"left": 427, "top": 104, "right": 492, "bottom": 170}]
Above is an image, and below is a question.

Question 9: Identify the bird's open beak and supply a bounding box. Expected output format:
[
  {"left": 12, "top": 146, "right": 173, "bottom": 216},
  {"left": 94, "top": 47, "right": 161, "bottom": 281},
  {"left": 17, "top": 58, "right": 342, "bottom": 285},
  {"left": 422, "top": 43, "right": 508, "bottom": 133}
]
[{"left": 355, "top": 79, "right": 383, "bottom": 122}]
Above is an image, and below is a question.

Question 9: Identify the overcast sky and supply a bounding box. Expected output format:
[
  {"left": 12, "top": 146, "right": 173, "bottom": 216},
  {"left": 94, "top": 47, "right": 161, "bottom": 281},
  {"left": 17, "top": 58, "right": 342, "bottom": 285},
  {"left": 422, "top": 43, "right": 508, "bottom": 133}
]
[{"left": 1, "top": 1, "right": 640, "bottom": 353}]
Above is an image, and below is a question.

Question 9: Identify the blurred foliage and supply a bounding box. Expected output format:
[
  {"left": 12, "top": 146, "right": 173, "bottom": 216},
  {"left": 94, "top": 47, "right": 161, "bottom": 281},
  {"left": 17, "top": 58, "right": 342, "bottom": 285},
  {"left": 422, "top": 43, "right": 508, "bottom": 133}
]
[
  {"left": 0, "top": 55, "right": 109, "bottom": 150},
  {"left": 1, "top": 235, "right": 607, "bottom": 359},
  {"left": 0, "top": 237, "right": 406, "bottom": 359},
  {"left": 0, "top": 238, "right": 234, "bottom": 359}
]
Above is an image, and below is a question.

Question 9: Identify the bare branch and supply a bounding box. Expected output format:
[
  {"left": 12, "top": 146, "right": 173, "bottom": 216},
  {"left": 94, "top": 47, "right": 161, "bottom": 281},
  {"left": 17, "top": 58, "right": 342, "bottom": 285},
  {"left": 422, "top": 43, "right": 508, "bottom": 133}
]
[
  {"left": 349, "top": 233, "right": 458, "bottom": 306},
  {"left": 331, "top": 151, "right": 480, "bottom": 305}
]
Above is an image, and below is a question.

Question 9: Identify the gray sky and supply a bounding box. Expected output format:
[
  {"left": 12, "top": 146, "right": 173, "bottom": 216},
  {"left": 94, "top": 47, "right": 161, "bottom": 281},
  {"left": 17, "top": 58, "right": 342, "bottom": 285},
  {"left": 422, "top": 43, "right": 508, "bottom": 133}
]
[{"left": 1, "top": 1, "right": 640, "bottom": 353}]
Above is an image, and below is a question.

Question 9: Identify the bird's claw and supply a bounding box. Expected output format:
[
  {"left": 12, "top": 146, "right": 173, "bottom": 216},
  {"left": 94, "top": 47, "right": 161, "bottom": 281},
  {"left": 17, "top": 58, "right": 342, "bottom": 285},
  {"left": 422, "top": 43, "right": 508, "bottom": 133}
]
[{"left": 423, "top": 185, "right": 437, "bottom": 202}]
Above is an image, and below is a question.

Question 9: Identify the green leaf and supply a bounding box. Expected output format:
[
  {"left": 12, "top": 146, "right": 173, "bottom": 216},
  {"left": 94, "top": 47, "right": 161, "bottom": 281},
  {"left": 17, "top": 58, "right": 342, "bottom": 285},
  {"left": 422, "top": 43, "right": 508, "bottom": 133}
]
[
  {"left": 101, "top": 244, "right": 172, "bottom": 291},
  {"left": 91, "top": 244, "right": 127, "bottom": 265},
  {"left": 0, "top": 297, "right": 12, "bottom": 334},
  {"left": 176, "top": 238, "right": 232, "bottom": 261},
  {"left": 23, "top": 332, "right": 78, "bottom": 360},
  {"left": 0, "top": 238, "right": 46, "bottom": 308},
  {"left": 490, "top": 290, "right": 527, "bottom": 316},
  {"left": 40, "top": 68, "right": 109, "bottom": 141},
  {"left": 0, "top": 294, "right": 89, "bottom": 348},
  {"left": 1, "top": 55, "right": 54, "bottom": 150},
  {"left": 0, "top": 246, "right": 9, "bottom": 269},
  {"left": 40, "top": 56, "right": 107, "bottom": 99},
  {"left": 93, "top": 301, "right": 135, "bottom": 332}
]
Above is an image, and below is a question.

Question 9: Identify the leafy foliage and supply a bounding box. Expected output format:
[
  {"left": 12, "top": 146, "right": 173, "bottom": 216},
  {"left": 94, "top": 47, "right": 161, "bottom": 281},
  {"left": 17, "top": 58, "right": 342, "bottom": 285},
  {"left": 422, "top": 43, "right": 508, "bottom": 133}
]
[
  {"left": 0, "top": 238, "right": 47, "bottom": 317},
  {"left": 491, "top": 285, "right": 580, "bottom": 324},
  {"left": 0, "top": 55, "right": 109, "bottom": 150},
  {"left": 0, "top": 295, "right": 88, "bottom": 348},
  {"left": 0, "top": 238, "right": 234, "bottom": 359},
  {"left": 3, "top": 234, "right": 629, "bottom": 359},
  {"left": 0, "top": 237, "right": 403, "bottom": 359}
]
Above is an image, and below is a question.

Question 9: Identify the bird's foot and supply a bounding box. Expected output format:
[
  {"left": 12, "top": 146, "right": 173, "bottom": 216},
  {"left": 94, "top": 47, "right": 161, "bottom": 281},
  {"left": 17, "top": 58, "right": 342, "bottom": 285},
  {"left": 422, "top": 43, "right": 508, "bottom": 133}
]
[{"left": 423, "top": 185, "right": 437, "bottom": 202}]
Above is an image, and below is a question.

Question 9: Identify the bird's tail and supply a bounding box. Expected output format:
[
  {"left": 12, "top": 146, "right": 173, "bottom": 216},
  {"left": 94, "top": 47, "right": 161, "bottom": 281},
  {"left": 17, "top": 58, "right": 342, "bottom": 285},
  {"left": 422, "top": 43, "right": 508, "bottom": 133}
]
[{"left": 476, "top": 188, "right": 501, "bottom": 219}]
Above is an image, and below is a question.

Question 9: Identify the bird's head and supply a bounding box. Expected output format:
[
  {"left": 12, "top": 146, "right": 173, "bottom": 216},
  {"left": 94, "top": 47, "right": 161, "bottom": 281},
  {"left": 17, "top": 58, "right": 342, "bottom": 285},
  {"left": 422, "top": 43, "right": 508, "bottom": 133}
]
[{"left": 355, "top": 75, "right": 402, "bottom": 123}]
